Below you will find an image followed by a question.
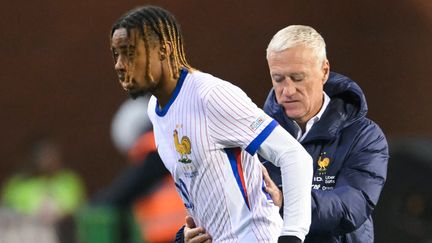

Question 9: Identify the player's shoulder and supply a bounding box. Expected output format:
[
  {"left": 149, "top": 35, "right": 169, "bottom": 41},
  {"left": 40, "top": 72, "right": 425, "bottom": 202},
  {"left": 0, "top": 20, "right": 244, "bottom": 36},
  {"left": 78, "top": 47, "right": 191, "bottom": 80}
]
[
  {"left": 188, "top": 70, "right": 243, "bottom": 99},
  {"left": 188, "top": 70, "right": 224, "bottom": 89}
]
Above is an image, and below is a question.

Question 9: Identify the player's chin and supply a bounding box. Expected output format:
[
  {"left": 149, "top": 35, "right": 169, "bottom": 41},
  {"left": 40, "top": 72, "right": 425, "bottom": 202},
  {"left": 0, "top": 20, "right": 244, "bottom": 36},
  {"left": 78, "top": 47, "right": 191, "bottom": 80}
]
[{"left": 127, "top": 89, "right": 146, "bottom": 99}]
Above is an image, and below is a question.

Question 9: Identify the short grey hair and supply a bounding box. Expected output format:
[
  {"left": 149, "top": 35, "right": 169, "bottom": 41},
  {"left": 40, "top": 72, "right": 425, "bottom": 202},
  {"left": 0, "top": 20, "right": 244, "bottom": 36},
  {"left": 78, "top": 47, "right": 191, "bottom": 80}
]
[{"left": 266, "top": 25, "right": 327, "bottom": 64}]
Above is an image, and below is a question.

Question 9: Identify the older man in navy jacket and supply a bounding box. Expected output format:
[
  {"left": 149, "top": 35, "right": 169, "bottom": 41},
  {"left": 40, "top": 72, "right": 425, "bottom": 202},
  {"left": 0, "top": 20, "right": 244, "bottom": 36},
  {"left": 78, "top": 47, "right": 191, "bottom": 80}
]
[
  {"left": 262, "top": 25, "right": 388, "bottom": 243},
  {"left": 181, "top": 25, "right": 388, "bottom": 243}
]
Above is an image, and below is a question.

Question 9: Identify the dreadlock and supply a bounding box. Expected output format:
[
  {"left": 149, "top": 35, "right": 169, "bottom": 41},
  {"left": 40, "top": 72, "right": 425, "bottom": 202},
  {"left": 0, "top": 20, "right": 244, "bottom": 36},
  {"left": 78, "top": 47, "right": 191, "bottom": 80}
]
[{"left": 111, "top": 5, "right": 194, "bottom": 81}]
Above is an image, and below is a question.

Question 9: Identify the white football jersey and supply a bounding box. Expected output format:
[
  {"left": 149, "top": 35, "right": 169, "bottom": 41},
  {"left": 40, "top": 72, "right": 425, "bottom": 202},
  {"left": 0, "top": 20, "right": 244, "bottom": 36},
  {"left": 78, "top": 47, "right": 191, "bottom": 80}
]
[{"left": 148, "top": 69, "right": 282, "bottom": 242}]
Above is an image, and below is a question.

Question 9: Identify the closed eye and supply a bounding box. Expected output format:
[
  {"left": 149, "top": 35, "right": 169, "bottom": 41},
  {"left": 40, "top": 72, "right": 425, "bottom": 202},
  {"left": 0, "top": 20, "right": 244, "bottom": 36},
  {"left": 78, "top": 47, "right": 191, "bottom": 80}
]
[
  {"left": 272, "top": 74, "right": 284, "bottom": 83},
  {"left": 291, "top": 74, "right": 305, "bottom": 82}
]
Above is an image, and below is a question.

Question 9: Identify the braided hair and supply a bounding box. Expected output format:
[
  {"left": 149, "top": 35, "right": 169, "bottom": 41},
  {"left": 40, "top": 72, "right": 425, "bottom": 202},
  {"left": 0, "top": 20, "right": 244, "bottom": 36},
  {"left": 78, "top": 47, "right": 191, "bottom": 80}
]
[{"left": 111, "top": 5, "right": 194, "bottom": 81}]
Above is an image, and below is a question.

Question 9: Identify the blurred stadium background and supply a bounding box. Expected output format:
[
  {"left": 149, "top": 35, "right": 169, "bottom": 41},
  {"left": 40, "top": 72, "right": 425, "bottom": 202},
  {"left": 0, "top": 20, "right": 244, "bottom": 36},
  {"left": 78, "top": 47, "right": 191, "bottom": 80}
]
[{"left": 0, "top": 0, "right": 431, "bottom": 242}]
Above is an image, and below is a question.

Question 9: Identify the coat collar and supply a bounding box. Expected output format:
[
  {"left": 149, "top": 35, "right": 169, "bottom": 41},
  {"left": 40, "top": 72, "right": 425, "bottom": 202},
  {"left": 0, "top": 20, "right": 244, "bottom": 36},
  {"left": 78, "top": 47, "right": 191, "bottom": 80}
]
[{"left": 263, "top": 72, "right": 367, "bottom": 143}]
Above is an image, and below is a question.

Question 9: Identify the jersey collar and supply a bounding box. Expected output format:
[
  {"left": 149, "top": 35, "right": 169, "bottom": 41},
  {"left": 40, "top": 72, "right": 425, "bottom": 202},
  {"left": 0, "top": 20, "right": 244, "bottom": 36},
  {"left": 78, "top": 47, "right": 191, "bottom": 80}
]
[{"left": 155, "top": 68, "right": 188, "bottom": 117}]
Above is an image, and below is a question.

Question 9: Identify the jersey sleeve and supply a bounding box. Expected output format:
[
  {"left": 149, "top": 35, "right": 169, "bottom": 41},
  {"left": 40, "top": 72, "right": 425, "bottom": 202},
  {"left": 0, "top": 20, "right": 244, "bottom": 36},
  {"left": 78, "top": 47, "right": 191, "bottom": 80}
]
[{"left": 205, "top": 82, "right": 277, "bottom": 155}]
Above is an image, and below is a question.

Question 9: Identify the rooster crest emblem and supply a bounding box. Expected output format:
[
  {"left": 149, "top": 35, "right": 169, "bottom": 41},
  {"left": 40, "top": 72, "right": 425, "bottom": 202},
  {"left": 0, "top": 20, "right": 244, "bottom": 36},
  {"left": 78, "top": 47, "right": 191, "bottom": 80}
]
[
  {"left": 317, "top": 152, "right": 330, "bottom": 172},
  {"left": 173, "top": 129, "right": 192, "bottom": 163}
]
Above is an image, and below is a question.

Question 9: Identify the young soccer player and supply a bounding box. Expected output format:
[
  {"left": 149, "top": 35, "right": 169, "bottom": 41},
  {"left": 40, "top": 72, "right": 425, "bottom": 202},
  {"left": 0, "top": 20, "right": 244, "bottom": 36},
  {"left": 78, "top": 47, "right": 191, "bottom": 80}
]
[{"left": 110, "top": 6, "right": 312, "bottom": 242}]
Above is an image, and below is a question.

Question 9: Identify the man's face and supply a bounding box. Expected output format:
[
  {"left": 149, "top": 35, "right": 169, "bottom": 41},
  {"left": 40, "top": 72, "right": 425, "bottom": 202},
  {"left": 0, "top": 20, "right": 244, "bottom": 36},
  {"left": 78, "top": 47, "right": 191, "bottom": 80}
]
[
  {"left": 267, "top": 45, "right": 329, "bottom": 125},
  {"left": 111, "top": 28, "right": 162, "bottom": 99}
]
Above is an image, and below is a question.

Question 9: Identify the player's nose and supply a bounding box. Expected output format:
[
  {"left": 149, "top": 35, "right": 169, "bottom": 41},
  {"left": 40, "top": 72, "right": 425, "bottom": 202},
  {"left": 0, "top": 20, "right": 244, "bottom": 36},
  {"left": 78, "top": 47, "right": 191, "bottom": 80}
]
[{"left": 114, "top": 57, "right": 127, "bottom": 73}]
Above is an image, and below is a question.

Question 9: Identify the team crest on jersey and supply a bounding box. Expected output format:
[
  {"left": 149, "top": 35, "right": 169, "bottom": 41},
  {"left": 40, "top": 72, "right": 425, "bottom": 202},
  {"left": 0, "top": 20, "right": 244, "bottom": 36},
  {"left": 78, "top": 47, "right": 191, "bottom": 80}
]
[
  {"left": 173, "top": 128, "right": 192, "bottom": 163},
  {"left": 317, "top": 152, "right": 330, "bottom": 175}
]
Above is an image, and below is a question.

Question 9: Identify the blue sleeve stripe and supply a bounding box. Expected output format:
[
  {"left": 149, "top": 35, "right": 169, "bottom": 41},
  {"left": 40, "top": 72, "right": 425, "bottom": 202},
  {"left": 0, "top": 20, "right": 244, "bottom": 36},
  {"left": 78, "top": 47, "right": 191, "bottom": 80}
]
[{"left": 245, "top": 119, "right": 278, "bottom": 155}]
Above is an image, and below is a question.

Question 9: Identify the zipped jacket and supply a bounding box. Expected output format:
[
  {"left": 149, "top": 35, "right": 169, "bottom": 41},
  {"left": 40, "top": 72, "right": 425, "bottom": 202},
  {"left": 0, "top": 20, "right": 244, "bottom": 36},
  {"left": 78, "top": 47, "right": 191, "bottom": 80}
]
[{"left": 263, "top": 72, "right": 389, "bottom": 243}]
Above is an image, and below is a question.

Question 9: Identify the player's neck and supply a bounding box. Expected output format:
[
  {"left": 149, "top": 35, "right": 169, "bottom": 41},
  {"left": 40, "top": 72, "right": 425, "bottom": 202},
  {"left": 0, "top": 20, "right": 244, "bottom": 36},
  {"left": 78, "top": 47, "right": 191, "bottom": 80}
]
[{"left": 153, "top": 75, "right": 178, "bottom": 108}]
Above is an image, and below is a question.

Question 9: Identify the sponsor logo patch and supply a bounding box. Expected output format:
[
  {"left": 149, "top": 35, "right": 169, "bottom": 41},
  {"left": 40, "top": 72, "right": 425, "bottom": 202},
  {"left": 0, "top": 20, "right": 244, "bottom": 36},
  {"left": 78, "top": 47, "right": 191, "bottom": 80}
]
[{"left": 249, "top": 116, "right": 266, "bottom": 132}]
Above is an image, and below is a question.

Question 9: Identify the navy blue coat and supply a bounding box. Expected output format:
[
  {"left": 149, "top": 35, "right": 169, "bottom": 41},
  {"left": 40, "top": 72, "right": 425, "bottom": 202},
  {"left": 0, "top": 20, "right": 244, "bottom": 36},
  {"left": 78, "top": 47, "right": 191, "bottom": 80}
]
[{"left": 263, "top": 72, "right": 389, "bottom": 243}]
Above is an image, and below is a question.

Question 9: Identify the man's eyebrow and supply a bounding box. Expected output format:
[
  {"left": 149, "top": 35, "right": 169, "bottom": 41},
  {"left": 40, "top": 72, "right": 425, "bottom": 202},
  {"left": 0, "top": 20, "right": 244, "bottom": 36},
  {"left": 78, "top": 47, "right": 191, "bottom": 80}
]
[{"left": 291, "top": 72, "right": 305, "bottom": 76}]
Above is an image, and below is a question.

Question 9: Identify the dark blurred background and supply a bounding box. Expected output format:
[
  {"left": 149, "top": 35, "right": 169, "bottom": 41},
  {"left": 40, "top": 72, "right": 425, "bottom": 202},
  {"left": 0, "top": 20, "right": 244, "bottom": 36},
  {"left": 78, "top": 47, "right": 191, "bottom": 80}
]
[{"left": 1, "top": 0, "right": 431, "bottom": 242}]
